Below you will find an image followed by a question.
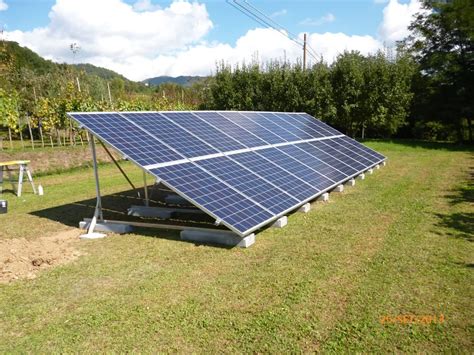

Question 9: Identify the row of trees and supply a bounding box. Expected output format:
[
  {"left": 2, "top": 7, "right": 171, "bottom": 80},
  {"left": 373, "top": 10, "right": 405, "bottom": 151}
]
[
  {"left": 0, "top": 41, "right": 199, "bottom": 148},
  {"left": 201, "top": 52, "right": 415, "bottom": 139}
]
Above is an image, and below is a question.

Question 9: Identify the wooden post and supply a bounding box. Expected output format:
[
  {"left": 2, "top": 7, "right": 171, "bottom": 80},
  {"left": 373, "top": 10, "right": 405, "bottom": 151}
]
[
  {"left": 39, "top": 125, "right": 45, "bottom": 148},
  {"left": 27, "top": 116, "right": 34, "bottom": 150},
  {"left": 8, "top": 127, "right": 12, "bottom": 149},
  {"left": 49, "top": 134, "right": 54, "bottom": 148}
]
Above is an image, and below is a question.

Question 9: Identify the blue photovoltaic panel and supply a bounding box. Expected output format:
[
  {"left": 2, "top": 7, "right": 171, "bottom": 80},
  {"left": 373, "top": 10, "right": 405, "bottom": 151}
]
[
  {"left": 161, "top": 112, "right": 247, "bottom": 152},
  {"left": 322, "top": 138, "right": 374, "bottom": 166},
  {"left": 339, "top": 136, "right": 385, "bottom": 161},
  {"left": 305, "top": 141, "right": 362, "bottom": 176},
  {"left": 70, "top": 113, "right": 182, "bottom": 166},
  {"left": 219, "top": 111, "right": 285, "bottom": 145},
  {"left": 298, "top": 113, "right": 343, "bottom": 137},
  {"left": 272, "top": 113, "right": 327, "bottom": 139},
  {"left": 312, "top": 140, "right": 368, "bottom": 172},
  {"left": 331, "top": 137, "right": 380, "bottom": 165},
  {"left": 243, "top": 112, "right": 303, "bottom": 141},
  {"left": 256, "top": 148, "right": 334, "bottom": 192},
  {"left": 231, "top": 151, "right": 319, "bottom": 201},
  {"left": 151, "top": 163, "right": 273, "bottom": 234},
  {"left": 197, "top": 156, "right": 299, "bottom": 214},
  {"left": 260, "top": 113, "right": 315, "bottom": 140},
  {"left": 69, "top": 110, "right": 386, "bottom": 236},
  {"left": 122, "top": 112, "right": 219, "bottom": 158},
  {"left": 194, "top": 112, "right": 268, "bottom": 148},
  {"left": 277, "top": 144, "right": 349, "bottom": 183}
]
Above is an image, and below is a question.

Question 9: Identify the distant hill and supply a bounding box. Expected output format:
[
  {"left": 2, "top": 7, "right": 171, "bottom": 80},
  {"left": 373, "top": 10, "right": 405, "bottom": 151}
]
[
  {"left": 2, "top": 41, "right": 135, "bottom": 83},
  {"left": 74, "top": 63, "right": 129, "bottom": 81},
  {"left": 143, "top": 75, "right": 205, "bottom": 87}
]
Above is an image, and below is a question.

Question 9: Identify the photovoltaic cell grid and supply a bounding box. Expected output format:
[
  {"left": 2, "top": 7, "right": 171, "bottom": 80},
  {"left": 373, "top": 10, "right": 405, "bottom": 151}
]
[{"left": 68, "top": 111, "right": 386, "bottom": 236}]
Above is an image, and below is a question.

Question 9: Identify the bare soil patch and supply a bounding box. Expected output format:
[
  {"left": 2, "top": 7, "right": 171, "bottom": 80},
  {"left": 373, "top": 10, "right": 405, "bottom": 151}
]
[{"left": 0, "top": 229, "right": 82, "bottom": 283}]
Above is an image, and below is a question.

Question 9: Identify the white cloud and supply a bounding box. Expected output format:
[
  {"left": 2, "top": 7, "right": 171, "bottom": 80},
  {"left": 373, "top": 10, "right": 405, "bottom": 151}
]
[
  {"left": 0, "top": 0, "right": 8, "bottom": 11},
  {"left": 5, "top": 0, "right": 421, "bottom": 80},
  {"left": 133, "top": 0, "right": 160, "bottom": 12},
  {"left": 7, "top": 0, "right": 212, "bottom": 79},
  {"left": 299, "top": 13, "right": 335, "bottom": 26},
  {"left": 378, "top": 0, "right": 425, "bottom": 44},
  {"left": 270, "top": 9, "right": 287, "bottom": 18}
]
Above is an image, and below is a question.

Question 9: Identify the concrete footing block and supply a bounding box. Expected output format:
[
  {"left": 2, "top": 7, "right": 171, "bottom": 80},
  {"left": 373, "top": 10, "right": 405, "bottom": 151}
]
[
  {"left": 368, "top": 168, "right": 374, "bottom": 175},
  {"left": 298, "top": 203, "right": 311, "bottom": 213},
  {"left": 79, "top": 232, "right": 106, "bottom": 240},
  {"left": 334, "top": 184, "right": 344, "bottom": 192},
  {"left": 165, "top": 194, "right": 190, "bottom": 205},
  {"left": 272, "top": 216, "right": 288, "bottom": 228},
  {"left": 180, "top": 230, "right": 255, "bottom": 248},
  {"left": 375, "top": 164, "right": 380, "bottom": 170},
  {"left": 79, "top": 220, "right": 133, "bottom": 234},
  {"left": 317, "top": 192, "right": 329, "bottom": 202},
  {"left": 128, "top": 205, "right": 172, "bottom": 219},
  {"left": 382, "top": 161, "right": 386, "bottom": 166},
  {"left": 358, "top": 173, "right": 366, "bottom": 180},
  {"left": 345, "top": 178, "right": 355, "bottom": 186}
]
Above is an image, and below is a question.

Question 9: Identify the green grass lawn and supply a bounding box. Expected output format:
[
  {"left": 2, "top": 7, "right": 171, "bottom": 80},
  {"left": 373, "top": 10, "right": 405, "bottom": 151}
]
[{"left": 0, "top": 140, "right": 472, "bottom": 352}]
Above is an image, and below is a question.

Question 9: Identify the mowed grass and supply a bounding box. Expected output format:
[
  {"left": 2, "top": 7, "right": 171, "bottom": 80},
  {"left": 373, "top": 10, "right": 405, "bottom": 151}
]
[{"left": 0, "top": 140, "right": 472, "bottom": 352}]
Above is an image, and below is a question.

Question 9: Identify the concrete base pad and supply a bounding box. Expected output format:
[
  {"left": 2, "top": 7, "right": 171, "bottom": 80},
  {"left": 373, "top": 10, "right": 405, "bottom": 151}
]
[
  {"left": 368, "top": 168, "right": 373, "bottom": 175},
  {"left": 79, "top": 232, "right": 107, "bottom": 240},
  {"left": 272, "top": 216, "right": 288, "bottom": 228},
  {"left": 358, "top": 173, "right": 366, "bottom": 180},
  {"left": 180, "top": 230, "right": 255, "bottom": 248},
  {"left": 79, "top": 220, "right": 133, "bottom": 234},
  {"left": 382, "top": 161, "right": 386, "bottom": 166},
  {"left": 128, "top": 205, "right": 204, "bottom": 219},
  {"left": 298, "top": 203, "right": 311, "bottom": 213},
  {"left": 334, "top": 184, "right": 344, "bottom": 192},
  {"left": 375, "top": 164, "right": 380, "bottom": 170},
  {"left": 345, "top": 178, "right": 355, "bottom": 186},
  {"left": 317, "top": 192, "right": 329, "bottom": 202}
]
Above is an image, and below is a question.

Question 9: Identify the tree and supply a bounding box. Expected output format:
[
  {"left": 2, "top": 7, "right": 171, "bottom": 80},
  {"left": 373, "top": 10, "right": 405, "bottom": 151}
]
[{"left": 402, "top": 0, "right": 474, "bottom": 142}]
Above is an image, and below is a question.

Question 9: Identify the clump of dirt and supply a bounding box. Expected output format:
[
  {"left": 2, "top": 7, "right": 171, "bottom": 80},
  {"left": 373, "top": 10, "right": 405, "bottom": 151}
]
[{"left": 0, "top": 229, "right": 83, "bottom": 283}]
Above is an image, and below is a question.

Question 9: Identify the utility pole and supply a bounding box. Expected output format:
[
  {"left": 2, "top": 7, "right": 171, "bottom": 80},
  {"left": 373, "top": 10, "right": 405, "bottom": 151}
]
[{"left": 303, "top": 33, "right": 307, "bottom": 70}]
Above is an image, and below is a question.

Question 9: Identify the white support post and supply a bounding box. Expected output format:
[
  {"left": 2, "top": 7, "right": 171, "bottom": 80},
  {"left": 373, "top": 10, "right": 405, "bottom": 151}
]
[
  {"left": 25, "top": 166, "right": 37, "bottom": 194},
  {"left": 358, "top": 173, "right": 365, "bottom": 180},
  {"left": 382, "top": 161, "right": 386, "bottom": 167},
  {"left": 367, "top": 168, "right": 373, "bottom": 175},
  {"left": 375, "top": 164, "right": 380, "bottom": 170},
  {"left": 17, "top": 165, "right": 24, "bottom": 197},
  {"left": 0, "top": 166, "right": 3, "bottom": 194},
  {"left": 85, "top": 132, "right": 105, "bottom": 238}
]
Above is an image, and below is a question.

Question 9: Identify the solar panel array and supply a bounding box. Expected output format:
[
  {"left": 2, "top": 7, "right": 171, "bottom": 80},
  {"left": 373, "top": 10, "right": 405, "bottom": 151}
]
[{"left": 69, "top": 111, "right": 385, "bottom": 236}]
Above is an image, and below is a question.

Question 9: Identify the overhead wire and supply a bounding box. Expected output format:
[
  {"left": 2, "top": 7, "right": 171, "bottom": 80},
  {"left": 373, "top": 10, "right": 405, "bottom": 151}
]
[{"left": 227, "top": 0, "right": 322, "bottom": 64}]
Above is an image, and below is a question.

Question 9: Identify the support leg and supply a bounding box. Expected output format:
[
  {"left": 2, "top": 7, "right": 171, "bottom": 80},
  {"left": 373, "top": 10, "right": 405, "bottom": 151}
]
[
  {"left": 143, "top": 171, "right": 149, "bottom": 207},
  {"left": 87, "top": 132, "right": 103, "bottom": 235},
  {"left": 0, "top": 166, "right": 3, "bottom": 194},
  {"left": 17, "top": 165, "right": 24, "bottom": 197},
  {"left": 25, "top": 166, "right": 37, "bottom": 194},
  {"left": 5, "top": 167, "right": 16, "bottom": 193}
]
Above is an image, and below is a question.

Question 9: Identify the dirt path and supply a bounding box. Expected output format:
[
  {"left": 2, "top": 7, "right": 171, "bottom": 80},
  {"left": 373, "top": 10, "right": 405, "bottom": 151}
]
[{"left": 0, "top": 229, "right": 83, "bottom": 283}]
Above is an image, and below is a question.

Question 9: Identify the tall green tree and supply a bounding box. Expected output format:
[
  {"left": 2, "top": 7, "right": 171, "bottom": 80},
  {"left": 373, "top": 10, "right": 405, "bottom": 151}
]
[{"left": 402, "top": 0, "right": 474, "bottom": 142}]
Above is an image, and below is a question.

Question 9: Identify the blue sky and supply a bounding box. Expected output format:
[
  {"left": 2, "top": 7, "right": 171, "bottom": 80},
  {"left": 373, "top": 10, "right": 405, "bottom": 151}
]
[{"left": 0, "top": 0, "right": 422, "bottom": 80}]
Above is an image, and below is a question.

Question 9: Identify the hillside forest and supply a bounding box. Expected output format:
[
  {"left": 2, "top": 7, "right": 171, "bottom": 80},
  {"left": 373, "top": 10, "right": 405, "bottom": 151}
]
[{"left": 0, "top": 0, "right": 472, "bottom": 147}]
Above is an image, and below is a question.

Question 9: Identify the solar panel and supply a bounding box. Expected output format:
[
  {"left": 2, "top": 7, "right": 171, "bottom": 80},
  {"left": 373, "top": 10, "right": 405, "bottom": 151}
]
[{"left": 69, "top": 111, "right": 386, "bottom": 236}]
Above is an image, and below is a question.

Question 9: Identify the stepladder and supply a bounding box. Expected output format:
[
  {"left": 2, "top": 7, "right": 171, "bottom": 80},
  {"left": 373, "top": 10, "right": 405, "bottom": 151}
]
[{"left": 0, "top": 160, "right": 37, "bottom": 197}]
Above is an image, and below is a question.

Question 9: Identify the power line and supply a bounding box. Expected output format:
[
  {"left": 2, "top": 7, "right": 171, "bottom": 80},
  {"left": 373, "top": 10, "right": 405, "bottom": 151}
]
[{"left": 227, "top": 0, "right": 322, "bottom": 63}]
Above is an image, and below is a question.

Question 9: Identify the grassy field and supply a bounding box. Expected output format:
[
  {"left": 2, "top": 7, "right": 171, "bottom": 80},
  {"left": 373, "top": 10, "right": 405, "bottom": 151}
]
[{"left": 0, "top": 140, "right": 472, "bottom": 352}]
